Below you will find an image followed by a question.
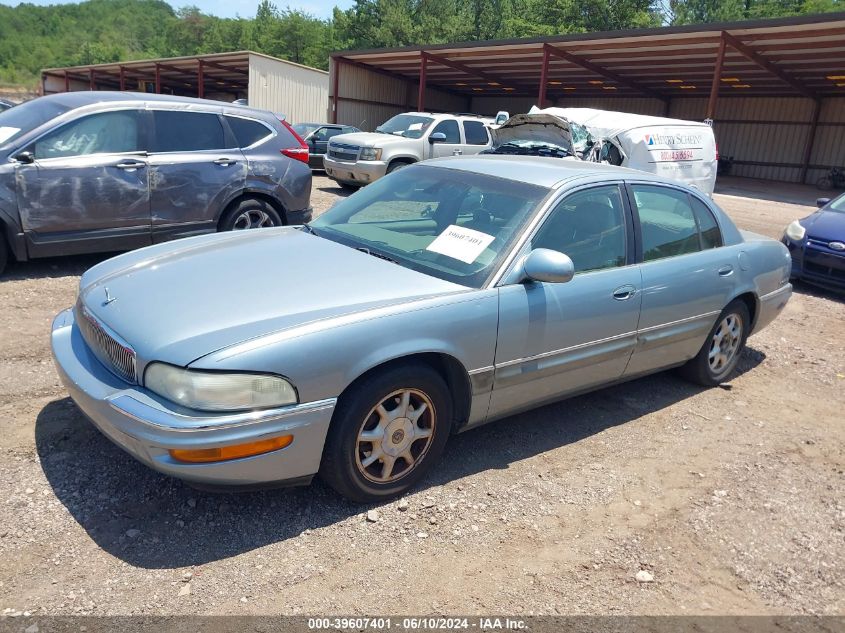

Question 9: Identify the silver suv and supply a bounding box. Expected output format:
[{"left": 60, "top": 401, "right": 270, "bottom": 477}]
[{"left": 323, "top": 112, "right": 493, "bottom": 188}]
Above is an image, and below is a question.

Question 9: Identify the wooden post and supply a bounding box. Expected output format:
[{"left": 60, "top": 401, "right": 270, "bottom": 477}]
[
  {"left": 417, "top": 52, "right": 428, "bottom": 112},
  {"left": 198, "top": 59, "right": 205, "bottom": 98},
  {"left": 801, "top": 99, "right": 822, "bottom": 184},
  {"left": 119, "top": 66, "right": 126, "bottom": 91},
  {"left": 538, "top": 45, "right": 550, "bottom": 108},
  {"left": 706, "top": 32, "right": 727, "bottom": 122},
  {"left": 154, "top": 63, "right": 161, "bottom": 93},
  {"left": 89, "top": 68, "right": 95, "bottom": 91},
  {"left": 331, "top": 58, "right": 341, "bottom": 124}
]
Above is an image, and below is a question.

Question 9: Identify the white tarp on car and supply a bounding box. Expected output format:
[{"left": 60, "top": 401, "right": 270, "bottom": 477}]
[{"left": 529, "top": 106, "right": 718, "bottom": 195}]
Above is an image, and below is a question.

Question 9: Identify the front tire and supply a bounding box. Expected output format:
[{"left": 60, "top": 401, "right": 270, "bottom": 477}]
[
  {"left": 320, "top": 363, "right": 453, "bottom": 503},
  {"left": 679, "top": 299, "right": 750, "bottom": 386},
  {"left": 0, "top": 238, "right": 7, "bottom": 276},
  {"left": 219, "top": 198, "right": 283, "bottom": 231}
]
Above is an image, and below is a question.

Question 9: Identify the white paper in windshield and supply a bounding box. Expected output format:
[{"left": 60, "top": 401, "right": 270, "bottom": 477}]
[
  {"left": 426, "top": 225, "right": 495, "bottom": 264},
  {"left": 0, "top": 127, "right": 20, "bottom": 144},
  {"left": 408, "top": 122, "right": 423, "bottom": 131}
]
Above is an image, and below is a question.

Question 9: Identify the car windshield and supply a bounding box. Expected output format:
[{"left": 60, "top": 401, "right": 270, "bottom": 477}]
[
  {"left": 375, "top": 114, "right": 434, "bottom": 139},
  {"left": 828, "top": 194, "right": 845, "bottom": 213},
  {"left": 0, "top": 98, "right": 71, "bottom": 148},
  {"left": 309, "top": 164, "right": 549, "bottom": 288},
  {"left": 292, "top": 123, "right": 321, "bottom": 138}
]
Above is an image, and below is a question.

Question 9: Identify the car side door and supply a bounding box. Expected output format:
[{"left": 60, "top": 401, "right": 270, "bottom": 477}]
[
  {"left": 428, "top": 119, "right": 463, "bottom": 159},
  {"left": 623, "top": 182, "right": 740, "bottom": 377},
  {"left": 146, "top": 109, "right": 246, "bottom": 242},
  {"left": 488, "top": 183, "right": 643, "bottom": 421},
  {"left": 14, "top": 108, "right": 151, "bottom": 257},
  {"left": 461, "top": 120, "right": 492, "bottom": 156}
]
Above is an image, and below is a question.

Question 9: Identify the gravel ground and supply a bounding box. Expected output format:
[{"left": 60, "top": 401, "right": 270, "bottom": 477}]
[{"left": 0, "top": 175, "right": 842, "bottom": 617}]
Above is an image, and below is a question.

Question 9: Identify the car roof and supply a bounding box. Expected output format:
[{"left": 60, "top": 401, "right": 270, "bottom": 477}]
[
  {"left": 427, "top": 154, "right": 676, "bottom": 189},
  {"left": 30, "top": 91, "right": 270, "bottom": 117}
]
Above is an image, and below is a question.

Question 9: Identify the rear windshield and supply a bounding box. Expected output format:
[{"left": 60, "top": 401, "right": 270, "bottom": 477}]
[{"left": 0, "top": 99, "right": 72, "bottom": 148}]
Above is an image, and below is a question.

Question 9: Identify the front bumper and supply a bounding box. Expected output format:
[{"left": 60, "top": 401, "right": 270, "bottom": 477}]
[
  {"left": 287, "top": 206, "right": 313, "bottom": 225},
  {"left": 323, "top": 155, "right": 387, "bottom": 185},
  {"left": 50, "top": 308, "right": 336, "bottom": 487},
  {"left": 784, "top": 237, "right": 845, "bottom": 292}
]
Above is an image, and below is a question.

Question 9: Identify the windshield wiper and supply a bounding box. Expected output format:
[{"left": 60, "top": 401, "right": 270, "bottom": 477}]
[
  {"left": 300, "top": 224, "right": 319, "bottom": 236},
  {"left": 357, "top": 247, "right": 398, "bottom": 264}
]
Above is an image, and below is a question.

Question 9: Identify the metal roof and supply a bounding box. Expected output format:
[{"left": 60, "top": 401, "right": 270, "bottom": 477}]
[
  {"left": 332, "top": 12, "right": 845, "bottom": 100},
  {"left": 42, "top": 51, "right": 326, "bottom": 96}
]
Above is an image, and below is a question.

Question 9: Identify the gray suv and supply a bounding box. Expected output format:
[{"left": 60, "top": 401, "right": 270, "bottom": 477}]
[{"left": 0, "top": 92, "right": 313, "bottom": 274}]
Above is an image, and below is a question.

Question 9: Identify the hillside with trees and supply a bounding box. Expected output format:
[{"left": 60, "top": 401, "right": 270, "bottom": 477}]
[{"left": 0, "top": 0, "right": 841, "bottom": 88}]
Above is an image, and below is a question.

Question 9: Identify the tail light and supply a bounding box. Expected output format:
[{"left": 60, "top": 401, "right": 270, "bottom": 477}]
[
  {"left": 715, "top": 142, "right": 720, "bottom": 161},
  {"left": 279, "top": 119, "right": 309, "bottom": 164}
]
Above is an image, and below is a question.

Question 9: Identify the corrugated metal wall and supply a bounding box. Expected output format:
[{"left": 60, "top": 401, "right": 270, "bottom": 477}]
[
  {"left": 248, "top": 53, "right": 329, "bottom": 124},
  {"left": 331, "top": 59, "right": 470, "bottom": 131}
]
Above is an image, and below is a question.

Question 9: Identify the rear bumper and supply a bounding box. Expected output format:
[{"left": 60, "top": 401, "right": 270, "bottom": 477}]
[
  {"left": 753, "top": 283, "right": 792, "bottom": 334},
  {"left": 323, "top": 156, "right": 387, "bottom": 185},
  {"left": 50, "top": 308, "right": 335, "bottom": 487}
]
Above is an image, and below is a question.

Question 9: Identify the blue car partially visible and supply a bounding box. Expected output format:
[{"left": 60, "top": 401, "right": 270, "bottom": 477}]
[{"left": 783, "top": 192, "right": 845, "bottom": 292}]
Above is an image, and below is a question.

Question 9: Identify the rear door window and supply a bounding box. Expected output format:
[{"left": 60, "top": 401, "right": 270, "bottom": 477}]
[
  {"left": 225, "top": 116, "right": 272, "bottom": 148},
  {"left": 152, "top": 111, "right": 226, "bottom": 152},
  {"left": 690, "top": 196, "right": 723, "bottom": 249},
  {"left": 632, "top": 185, "right": 701, "bottom": 261},
  {"left": 463, "top": 120, "right": 489, "bottom": 145},
  {"left": 33, "top": 110, "right": 142, "bottom": 159}
]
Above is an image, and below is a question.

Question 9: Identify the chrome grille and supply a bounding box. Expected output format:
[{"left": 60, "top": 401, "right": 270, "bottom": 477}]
[
  {"left": 75, "top": 299, "right": 138, "bottom": 384},
  {"left": 328, "top": 142, "right": 359, "bottom": 162}
]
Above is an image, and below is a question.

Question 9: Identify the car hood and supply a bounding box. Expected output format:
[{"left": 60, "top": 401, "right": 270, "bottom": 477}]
[
  {"left": 330, "top": 132, "right": 417, "bottom": 148},
  {"left": 78, "top": 228, "right": 466, "bottom": 367},
  {"left": 804, "top": 210, "right": 845, "bottom": 240},
  {"left": 490, "top": 114, "right": 575, "bottom": 154}
]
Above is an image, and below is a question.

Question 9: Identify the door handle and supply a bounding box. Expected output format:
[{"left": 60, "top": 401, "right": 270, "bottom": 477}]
[
  {"left": 718, "top": 265, "right": 734, "bottom": 277},
  {"left": 114, "top": 161, "right": 146, "bottom": 170},
  {"left": 213, "top": 158, "right": 237, "bottom": 166},
  {"left": 452, "top": 149, "right": 462, "bottom": 156},
  {"left": 612, "top": 285, "right": 637, "bottom": 301}
]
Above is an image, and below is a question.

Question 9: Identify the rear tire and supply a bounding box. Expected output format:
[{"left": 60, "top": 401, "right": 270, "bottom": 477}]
[
  {"left": 319, "top": 363, "right": 453, "bottom": 503},
  {"left": 679, "top": 299, "right": 750, "bottom": 386},
  {"left": 219, "top": 198, "right": 283, "bottom": 231},
  {"left": 387, "top": 160, "right": 411, "bottom": 174}
]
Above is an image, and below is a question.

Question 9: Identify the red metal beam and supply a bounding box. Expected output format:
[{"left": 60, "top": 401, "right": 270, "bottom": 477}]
[
  {"left": 418, "top": 53, "right": 428, "bottom": 112},
  {"left": 722, "top": 31, "right": 816, "bottom": 99},
  {"left": 119, "top": 65, "right": 126, "bottom": 91},
  {"left": 201, "top": 60, "right": 248, "bottom": 76},
  {"left": 154, "top": 63, "right": 161, "bottom": 93},
  {"left": 801, "top": 99, "right": 822, "bottom": 183},
  {"left": 197, "top": 59, "right": 205, "bottom": 98},
  {"left": 64, "top": 70, "right": 70, "bottom": 92},
  {"left": 423, "top": 51, "right": 513, "bottom": 91},
  {"left": 89, "top": 68, "right": 95, "bottom": 91},
  {"left": 545, "top": 44, "right": 667, "bottom": 103},
  {"left": 538, "top": 45, "right": 550, "bottom": 108},
  {"left": 706, "top": 33, "right": 727, "bottom": 121}
]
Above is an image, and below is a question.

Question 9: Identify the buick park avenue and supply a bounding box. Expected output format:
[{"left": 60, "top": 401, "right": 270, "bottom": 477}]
[{"left": 51, "top": 157, "right": 792, "bottom": 502}]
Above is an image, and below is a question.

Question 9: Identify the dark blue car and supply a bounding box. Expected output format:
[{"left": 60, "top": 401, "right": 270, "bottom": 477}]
[{"left": 783, "top": 192, "right": 845, "bottom": 292}]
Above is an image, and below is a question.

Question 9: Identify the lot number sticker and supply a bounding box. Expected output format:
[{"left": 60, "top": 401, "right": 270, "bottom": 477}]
[{"left": 426, "top": 225, "right": 495, "bottom": 264}]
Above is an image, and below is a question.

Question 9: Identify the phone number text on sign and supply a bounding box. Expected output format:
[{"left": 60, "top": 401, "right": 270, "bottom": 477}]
[{"left": 659, "top": 150, "right": 694, "bottom": 160}]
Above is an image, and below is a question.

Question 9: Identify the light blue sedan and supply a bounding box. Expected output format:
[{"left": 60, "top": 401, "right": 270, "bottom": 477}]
[{"left": 51, "top": 157, "right": 793, "bottom": 502}]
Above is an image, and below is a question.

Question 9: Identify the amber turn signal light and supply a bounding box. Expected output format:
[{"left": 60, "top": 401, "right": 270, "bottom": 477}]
[{"left": 169, "top": 435, "right": 293, "bottom": 463}]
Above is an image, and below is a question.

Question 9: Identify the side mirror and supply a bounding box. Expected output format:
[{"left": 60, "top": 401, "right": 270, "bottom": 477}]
[
  {"left": 15, "top": 151, "right": 34, "bottom": 164},
  {"left": 428, "top": 132, "right": 447, "bottom": 144},
  {"left": 521, "top": 248, "right": 575, "bottom": 284},
  {"left": 817, "top": 197, "right": 831, "bottom": 208}
]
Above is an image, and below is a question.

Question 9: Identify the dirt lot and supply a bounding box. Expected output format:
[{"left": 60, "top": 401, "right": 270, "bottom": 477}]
[{"left": 0, "top": 176, "right": 842, "bottom": 617}]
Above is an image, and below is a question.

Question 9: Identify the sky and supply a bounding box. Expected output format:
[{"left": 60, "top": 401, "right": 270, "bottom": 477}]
[{"left": 0, "top": 0, "right": 354, "bottom": 19}]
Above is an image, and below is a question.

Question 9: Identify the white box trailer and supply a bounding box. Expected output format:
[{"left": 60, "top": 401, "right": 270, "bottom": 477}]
[{"left": 530, "top": 106, "right": 718, "bottom": 195}]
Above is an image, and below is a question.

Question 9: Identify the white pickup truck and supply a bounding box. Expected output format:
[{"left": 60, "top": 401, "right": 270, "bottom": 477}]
[{"left": 323, "top": 112, "right": 494, "bottom": 188}]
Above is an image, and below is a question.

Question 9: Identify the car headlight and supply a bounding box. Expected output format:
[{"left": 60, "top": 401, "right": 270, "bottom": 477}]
[
  {"left": 359, "top": 147, "right": 382, "bottom": 161},
  {"left": 144, "top": 363, "right": 297, "bottom": 412},
  {"left": 784, "top": 220, "right": 806, "bottom": 242}
]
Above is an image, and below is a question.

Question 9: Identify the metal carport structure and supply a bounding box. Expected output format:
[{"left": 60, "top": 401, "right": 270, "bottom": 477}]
[{"left": 329, "top": 13, "right": 845, "bottom": 185}]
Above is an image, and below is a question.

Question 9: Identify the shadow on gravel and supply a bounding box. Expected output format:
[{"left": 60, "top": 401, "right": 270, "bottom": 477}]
[
  {"left": 36, "top": 348, "right": 764, "bottom": 570},
  {"left": 3, "top": 253, "right": 114, "bottom": 281},
  {"left": 791, "top": 279, "right": 845, "bottom": 304}
]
